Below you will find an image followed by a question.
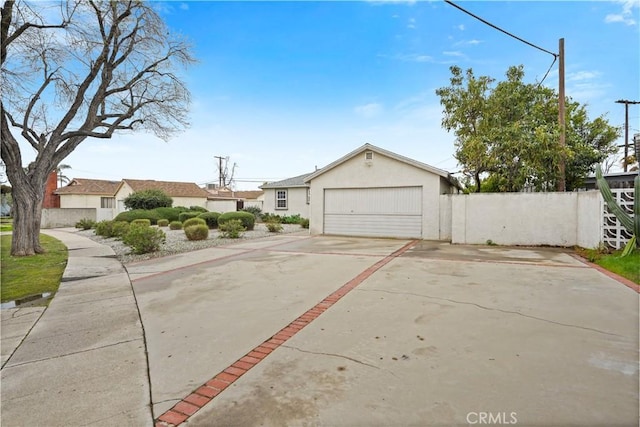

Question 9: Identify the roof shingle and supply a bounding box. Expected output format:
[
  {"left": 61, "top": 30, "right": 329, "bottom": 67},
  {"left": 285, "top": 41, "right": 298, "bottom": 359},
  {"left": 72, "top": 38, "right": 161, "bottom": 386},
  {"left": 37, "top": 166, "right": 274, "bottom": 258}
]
[
  {"left": 54, "top": 178, "right": 121, "bottom": 196},
  {"left": 123, "top": 179, "right": 209, "bottom": 198}
]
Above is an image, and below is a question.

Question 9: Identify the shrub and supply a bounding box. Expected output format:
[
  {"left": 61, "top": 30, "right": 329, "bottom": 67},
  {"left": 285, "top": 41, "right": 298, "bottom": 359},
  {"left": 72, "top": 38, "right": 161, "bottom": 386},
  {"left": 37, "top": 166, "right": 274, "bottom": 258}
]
[
  {"left": 300, "top": 218, "right": 309, "bottom": 229},
  {"left": 95, "top": 220, "right": 129, "bottom": 238},
  {"left": 75, "top": 218, "right": 96, "bottom": 230},
  {"left": 198, "top": 212, "right": 220, "bottom": 229},
  {"left": 124, "top": 189, "right": 173, "bottom": 210},
  {"left": 241, "top": 206, "right": 262, "bottom": 219},
  {"left": 94, "top": 220, "right": 114, "bottom": 237},
  {"left": 262, "top": 213, "right": 281, "bottom": 223},
  {"left": 281, "top": 214, "right": 302, "bottom": 224},
  {"left": 183, "top": 217, "right": 206, "bottom": 228},
  {"left": 122, "top": 223, "right": 166, "bottom": 254},
  {"left": 184, "top": 224, "right": 209, "bottom": 241},
  {"left": 114, "top": 209, "right": 161, "bottom": 224},
  {"left": 219, "top": 219, "right": 245, "bottom": 239},
  {"left": 188, "top": 206, "right": 208, "bottom": 213},
  {"left": 131, "top": 218, "right": 151, "bottom": 227},
  {"left": 169, "top": 221, "right": 183, "bottom": 230},
  {"left": 266, "top": 222, "right": 283, "bottom": 233},
  {"left": 111, "top": 221, "right": 130, "bottom": 239},
  {"left": 178, "top": 211, "right": 200, "bottom": 223},
  {"left": 152, "top": 207, "right": 186, "bottom": 222},
  {"left": 218, "top": 211, "right": 255, "bottom": 231},
  {"left": 157, "top": 219, "right": 169, "bottom": 227}
]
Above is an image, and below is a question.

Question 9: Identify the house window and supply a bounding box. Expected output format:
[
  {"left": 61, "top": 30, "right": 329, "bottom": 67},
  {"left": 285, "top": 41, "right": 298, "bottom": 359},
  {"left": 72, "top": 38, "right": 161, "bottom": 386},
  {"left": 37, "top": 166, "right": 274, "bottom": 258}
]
[
  {"left": 306, "top": 188, "right": 310, "bottom": 204},
  {"left": 100, "top": 197, "right": 115, "bottom": 209},
  {"left": 276, "top": 190, "right": 287, "bottom": 209},
  {"left": 365, "top": 151, "right": 374, "bottom": 160}
]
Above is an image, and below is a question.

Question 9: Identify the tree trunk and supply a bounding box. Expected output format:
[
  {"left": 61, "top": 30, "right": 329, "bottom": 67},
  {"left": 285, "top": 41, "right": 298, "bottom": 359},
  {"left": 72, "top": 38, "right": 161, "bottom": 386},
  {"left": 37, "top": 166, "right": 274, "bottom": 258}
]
[
  {"left": 9, "top": 176, "right": 45, "bottom": 256},
  {"left": 475, "top": 171, "right": 482, "bottom": 193}
]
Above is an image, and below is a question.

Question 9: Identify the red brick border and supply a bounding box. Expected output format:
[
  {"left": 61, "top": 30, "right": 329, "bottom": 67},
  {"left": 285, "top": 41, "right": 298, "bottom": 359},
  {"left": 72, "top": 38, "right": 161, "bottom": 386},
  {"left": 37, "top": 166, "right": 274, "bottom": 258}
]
[
  {"left": 570, "top": 253, "right": 639, "bottom": 293},
  {"left": 154, "top": 239, "right": 418, "bottom": 426}
]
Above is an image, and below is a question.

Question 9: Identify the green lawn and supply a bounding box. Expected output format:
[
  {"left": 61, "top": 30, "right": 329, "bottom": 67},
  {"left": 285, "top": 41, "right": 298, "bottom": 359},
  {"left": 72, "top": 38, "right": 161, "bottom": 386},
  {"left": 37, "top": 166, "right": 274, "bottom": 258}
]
[
  {"left": 577, "top": 247, "right": 640, "bottom": 284},
  {"left": 0, "top": 217, "right": 12, "bottom": 232},
  {"left": 1, "top": 234, "right": 68, "bottom": 302}
]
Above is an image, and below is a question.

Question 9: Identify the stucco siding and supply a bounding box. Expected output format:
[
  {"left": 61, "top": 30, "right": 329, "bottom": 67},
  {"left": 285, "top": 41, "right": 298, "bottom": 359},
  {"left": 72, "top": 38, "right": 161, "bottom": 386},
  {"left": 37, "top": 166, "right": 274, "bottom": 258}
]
[
  {"left": 262, "top": 187, "right": 309, "bottom": 217},
  {"left": 450, "top": 191, "right": 604, "bottom": 247},
  {"left": 308, "top": 152, "right": 444, "bottom": 239},
  {"left": 60, "top": 194, "right": 102, "bottom": 209}
]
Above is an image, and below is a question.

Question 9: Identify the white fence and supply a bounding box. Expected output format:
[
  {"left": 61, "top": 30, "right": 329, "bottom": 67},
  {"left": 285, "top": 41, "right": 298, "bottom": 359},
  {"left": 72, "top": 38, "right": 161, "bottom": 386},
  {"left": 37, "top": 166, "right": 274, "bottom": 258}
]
[
  {"left": 603, "top": 188, "right": 635, "bottom": 249},
  {"left": 443, "top": 191, "right": 603, "bottom": 248}
]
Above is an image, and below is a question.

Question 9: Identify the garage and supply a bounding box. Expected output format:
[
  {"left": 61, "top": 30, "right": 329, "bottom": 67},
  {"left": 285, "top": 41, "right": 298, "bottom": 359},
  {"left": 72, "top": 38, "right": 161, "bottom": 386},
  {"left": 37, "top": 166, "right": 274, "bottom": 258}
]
[
  {"left": 305, "top": 144, "right": 461, "bottom": 240},
  {"left": 324, "top": 187, "right": 423, "bottom": 238}
]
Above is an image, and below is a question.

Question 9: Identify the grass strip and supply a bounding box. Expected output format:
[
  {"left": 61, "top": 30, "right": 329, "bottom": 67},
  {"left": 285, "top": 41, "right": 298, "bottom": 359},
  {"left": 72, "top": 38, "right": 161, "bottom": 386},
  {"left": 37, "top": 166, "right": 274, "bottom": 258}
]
[{"left": 1, "top": 234, "right": 68, "bottom": 302}]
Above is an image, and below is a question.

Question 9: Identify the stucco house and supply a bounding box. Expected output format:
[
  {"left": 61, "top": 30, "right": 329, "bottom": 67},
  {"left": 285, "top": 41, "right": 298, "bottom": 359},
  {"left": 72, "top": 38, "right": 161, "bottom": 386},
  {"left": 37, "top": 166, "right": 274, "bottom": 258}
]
[
  {"left": 55, "top": 178, "right": 121, "bottom": 221},
  {"left": 114, "top": 179, "right": 210, "bottom": 212},
  {"left": 55, "top": 178, "right": 210, "bottom": 220},
  {"left": 271, "top": 143, "right": 460, "bottom": 239},
  {"left": 260, "top": 173, "right": 313, "bottom": 218}
]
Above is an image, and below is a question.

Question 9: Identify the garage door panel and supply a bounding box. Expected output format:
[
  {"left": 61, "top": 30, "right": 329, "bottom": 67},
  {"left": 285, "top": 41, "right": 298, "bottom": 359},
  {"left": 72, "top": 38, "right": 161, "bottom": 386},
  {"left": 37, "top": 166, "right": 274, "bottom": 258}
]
[
  {"left": 323, "top": 187, "right": 423, "bottom": 239},
  {"left": 324, "top": 214, "right": 422, "bottom": 238},
  {"left": 324, "top": 187, "right": 421, "bottom": 215}
]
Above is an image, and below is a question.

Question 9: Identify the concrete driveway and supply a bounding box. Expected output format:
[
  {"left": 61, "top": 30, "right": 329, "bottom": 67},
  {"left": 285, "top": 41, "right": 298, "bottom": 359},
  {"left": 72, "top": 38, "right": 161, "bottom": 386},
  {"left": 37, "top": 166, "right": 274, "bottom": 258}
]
[
  {"left": 2, "top": 231, "right": 637, "bottom": 427},
  {"left": 126, "top": 235, "right": 639, "bottom": 427}
]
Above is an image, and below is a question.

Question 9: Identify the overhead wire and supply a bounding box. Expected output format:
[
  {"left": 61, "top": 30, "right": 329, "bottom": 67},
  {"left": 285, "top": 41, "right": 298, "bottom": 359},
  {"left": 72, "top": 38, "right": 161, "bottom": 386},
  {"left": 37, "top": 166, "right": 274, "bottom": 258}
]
[{"left": 444, "top": 0, "right": 557, "bottom": 59}]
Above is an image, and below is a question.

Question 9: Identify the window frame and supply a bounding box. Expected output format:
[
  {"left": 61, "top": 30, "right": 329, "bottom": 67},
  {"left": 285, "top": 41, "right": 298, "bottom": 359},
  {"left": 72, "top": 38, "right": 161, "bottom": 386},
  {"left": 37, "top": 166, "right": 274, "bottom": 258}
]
[
  {"left": 275, "top": 189, "right": 288, "bottom": 210},
  {"left": 100, "top": 197, "right": 115, "bottom": 209}
]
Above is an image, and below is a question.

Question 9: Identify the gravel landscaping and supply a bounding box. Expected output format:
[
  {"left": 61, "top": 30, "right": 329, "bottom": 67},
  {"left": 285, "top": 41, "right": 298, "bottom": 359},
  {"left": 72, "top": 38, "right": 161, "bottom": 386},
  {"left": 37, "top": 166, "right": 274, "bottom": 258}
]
[{"left": 76, "top": 223, "right": 307, "bottom": 264}]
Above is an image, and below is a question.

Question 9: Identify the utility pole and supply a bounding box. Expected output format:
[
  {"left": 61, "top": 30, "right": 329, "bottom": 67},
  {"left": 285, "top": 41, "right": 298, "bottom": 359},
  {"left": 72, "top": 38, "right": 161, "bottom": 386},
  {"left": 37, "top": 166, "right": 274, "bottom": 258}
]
[
  {"left": 557, "top": 38, "right": 566, "bottom": 192},
  {"left": 214, "top": 155, "right": 224, "bottom": 188},
  {"left": 615, "top": 99, "right": 640, "bottom": 172}
]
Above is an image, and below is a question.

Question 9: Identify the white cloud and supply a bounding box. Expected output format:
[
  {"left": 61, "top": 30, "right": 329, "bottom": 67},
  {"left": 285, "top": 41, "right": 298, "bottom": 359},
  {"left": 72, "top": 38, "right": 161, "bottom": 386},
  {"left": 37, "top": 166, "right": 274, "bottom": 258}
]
[
  {"left": 454, "top": 39, "right": 482, "bottom": 46},
  {"left": 605, "top": 0, "right": 638, "bottom": 25},
  {"left": 567, "top": 70, "right": 602, "bottom": 82},
  {"left": 443, "top": 51, "right": 465, "bottom": 57},
  {"left": 180, "top": 3, "right": 189, "bottom": 11},
  {"left": 354, "top": 103, "right": 383, "bottom": 118},
  {"left": 457, "top": 24, "right": 465, "bottom": 31},
  {"left": 407, "top": 17, "right": 416, "bottom": 29}
]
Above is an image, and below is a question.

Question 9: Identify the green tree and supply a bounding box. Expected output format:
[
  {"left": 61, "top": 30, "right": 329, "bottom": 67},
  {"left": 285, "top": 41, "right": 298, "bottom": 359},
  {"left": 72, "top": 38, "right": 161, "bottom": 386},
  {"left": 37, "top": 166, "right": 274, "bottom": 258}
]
[
  {"left": 436, "top": 65, "right": 620, "bottom": 192},
  {"left": 124, "top": 189, "right": 173, "bottom": 211},
  {"left": 1, "top": 1, "right": 194, "bottom": 256}
]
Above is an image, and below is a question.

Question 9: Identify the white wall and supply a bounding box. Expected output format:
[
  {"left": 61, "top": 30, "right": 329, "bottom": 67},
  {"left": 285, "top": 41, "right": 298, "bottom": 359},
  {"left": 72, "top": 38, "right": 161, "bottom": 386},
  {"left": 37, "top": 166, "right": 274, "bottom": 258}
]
[
  {"left": 60, "top": 194, "right": 115, "bottom": 221},
  {"left": 42, "top": 208, "right": 96, "bottom": 228},
  {"left": 206, "top": 199, "right": 237, "bottom": 213},
  {"left": 262, "top": 187, "right": 309, "bottom": 217},
  {"left": 308, "top": 152, "right": 445, "bottom": 239},
  {"left": 450, "top": 191, "right": 603, "bottom": 248}
]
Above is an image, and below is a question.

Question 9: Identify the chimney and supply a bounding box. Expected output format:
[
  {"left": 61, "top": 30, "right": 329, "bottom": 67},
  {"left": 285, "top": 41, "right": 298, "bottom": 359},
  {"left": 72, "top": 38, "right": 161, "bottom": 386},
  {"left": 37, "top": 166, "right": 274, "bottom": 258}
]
[{"left": 42, "top": 171, "right": 60, "bottom": 208}]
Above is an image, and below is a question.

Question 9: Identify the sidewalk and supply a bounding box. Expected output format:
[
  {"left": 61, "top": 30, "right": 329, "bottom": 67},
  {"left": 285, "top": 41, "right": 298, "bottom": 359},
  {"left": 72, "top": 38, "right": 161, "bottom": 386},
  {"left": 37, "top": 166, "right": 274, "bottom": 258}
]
[{"left": 0, "top": 228, "right": 152, "bottom": 426}]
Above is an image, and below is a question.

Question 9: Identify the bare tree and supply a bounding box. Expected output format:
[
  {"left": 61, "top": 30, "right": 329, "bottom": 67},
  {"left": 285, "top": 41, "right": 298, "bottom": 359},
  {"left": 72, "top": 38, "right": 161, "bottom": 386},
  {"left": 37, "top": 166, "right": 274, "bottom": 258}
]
[{"left": 1, "top": 0, "right": 194, "bottom": 255}]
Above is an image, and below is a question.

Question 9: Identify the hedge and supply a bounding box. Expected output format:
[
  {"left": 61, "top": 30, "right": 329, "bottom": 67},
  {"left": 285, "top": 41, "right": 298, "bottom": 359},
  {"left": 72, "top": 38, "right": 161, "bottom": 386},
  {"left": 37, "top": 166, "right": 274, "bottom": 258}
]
[{"left": 218, "top": 211, "right": 255, "bottom": 231}]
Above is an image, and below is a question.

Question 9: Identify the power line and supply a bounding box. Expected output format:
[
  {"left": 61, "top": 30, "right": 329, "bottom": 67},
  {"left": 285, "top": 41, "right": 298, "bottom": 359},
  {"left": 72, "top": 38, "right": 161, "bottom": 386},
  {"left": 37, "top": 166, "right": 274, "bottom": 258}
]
[
  {"left": 537, "top": 55, "right": 557, "bottom": 87},
  {"left": 444, "top": 0, "right": 557, "bottom": 58}
]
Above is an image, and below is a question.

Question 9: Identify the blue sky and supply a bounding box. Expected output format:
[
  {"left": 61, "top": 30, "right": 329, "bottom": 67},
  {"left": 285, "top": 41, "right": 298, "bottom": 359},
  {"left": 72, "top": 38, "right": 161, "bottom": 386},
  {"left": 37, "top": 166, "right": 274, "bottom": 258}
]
[{"left": 60, "top": 0, "right": 640, "bottom": 190}]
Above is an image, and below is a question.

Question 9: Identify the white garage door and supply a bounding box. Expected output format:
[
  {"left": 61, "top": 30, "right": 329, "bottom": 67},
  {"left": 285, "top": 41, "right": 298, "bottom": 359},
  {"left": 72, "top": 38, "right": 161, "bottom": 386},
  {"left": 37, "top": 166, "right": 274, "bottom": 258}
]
[{"left": 324, "top": 187, "right": 422, "bottom": 238}]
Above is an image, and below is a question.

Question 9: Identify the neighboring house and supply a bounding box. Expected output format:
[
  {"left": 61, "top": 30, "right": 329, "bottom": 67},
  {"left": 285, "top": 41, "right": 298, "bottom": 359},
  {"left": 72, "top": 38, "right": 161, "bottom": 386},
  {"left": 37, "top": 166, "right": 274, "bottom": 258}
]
[
  {"left": 205, "top": 189, "right": 264, "bottom": 212},
  {"left": 304, "top": 143, "right": 461, "bottom": 239},
  {"left": 56, "top": 178, "right": 210, "bottom": 220},
  {"left": 583, "top": 171, "right": 638, "bottom": 190},
  {"left": 260, "top": 173, "right": 313, "bottom": 218},
  {"left": 55, "top": 178, "right": 121, "bottom": 221},
  {"left": 115, "top": 179, "right": 210, "bottom": 212}
]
